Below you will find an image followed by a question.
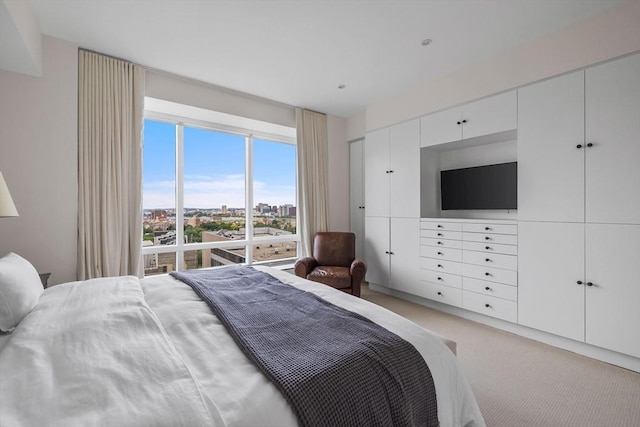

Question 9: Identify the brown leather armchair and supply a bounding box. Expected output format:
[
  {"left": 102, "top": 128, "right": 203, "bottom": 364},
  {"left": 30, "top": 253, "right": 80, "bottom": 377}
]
[{"left": 294, "top": 232, "right": 367, "bottom": 297}]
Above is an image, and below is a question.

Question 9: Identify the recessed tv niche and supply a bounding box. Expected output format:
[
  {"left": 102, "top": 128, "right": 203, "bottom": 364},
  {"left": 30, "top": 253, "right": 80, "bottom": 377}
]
[{"left": 440, "top": 162, "right": 517, "bottom": 210}]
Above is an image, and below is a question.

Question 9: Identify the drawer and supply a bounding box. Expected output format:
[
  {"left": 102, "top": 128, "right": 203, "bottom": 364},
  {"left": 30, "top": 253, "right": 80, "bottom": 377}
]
[
  {"left": 421, "top": 229, "right": 462, "bottom": 240},
  {"left": 463, "top": 223, "right": 517, "bottom": 235},
  {"left": 422, "top": 282, "right": 463, "bottom": 308},
  {"left": 462, "top": 263, "right": 518, "bottom": 286},
  {"left": 420, "top": 221, "right": 463, "bottom": 232},
  {"left": 420, "top": 237, "right": 463, "bottom": 249},
  {"left": 463, "top": 250, "right": 518, "bottom": 271},
  {"left": 421, "top": 269, "right": 462, "bottom": 289},
  {"left": 463, "top": 232, "right": 518, "bottom": 245},
  {"left": 421, "top": 246, "right": 462, "bottom": 262},
  {"left": 420, "top": 257, "right": 463, "bottom": 275},
  {"left": 462, "top": 290, "right": 518, "bottom": 323},
  {"left": 463, "top": 240, "right": 517, "bottom": 256},
  {"left": 463, "top": 277, "right": 517, "bottom": 301}
]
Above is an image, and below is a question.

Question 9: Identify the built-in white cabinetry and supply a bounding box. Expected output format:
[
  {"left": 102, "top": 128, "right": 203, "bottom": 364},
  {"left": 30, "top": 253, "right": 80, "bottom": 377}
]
[
  {"left": 420, "top": 91, "right": 517, "bottom": 147},
  {"left": 519, "top": 222, "right": 640, "bottom": 358},
  {"left": 519, "top": 53, "right": 640, "bottom": 224},
  {"left": 349, "top": 139, "right": 365, "bottom": 259},
  {"left": 420, "top": 219, "right": 518, "bottom": 323},
  {"left": 364, "top": 119, "right": 420, "bottom": 290}
]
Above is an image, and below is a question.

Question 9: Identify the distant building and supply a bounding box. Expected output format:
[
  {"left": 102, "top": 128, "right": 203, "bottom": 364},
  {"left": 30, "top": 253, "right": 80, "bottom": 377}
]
[
  {"left": 187, "top": 215, "right": 202, "bottom": 228},
  {"left": 151, "top": 209, "right": 167, "bottom": 220}
]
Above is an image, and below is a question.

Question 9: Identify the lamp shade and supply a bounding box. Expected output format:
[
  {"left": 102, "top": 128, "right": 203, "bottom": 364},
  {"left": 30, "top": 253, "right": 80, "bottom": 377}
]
[{"left": 0, "top": 172, "right": 19, "bottom": 217}]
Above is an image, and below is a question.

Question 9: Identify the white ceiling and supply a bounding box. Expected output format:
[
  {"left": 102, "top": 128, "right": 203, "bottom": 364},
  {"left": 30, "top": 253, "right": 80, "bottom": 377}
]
[{"left": 24, "top": 0, "right": 631, "bottom": 118}]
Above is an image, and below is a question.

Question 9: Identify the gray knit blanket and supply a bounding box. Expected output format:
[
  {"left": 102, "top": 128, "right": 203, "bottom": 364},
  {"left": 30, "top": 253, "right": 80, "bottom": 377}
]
[{"left": 171, "top": 266, "right": 439, "bottom": 427}]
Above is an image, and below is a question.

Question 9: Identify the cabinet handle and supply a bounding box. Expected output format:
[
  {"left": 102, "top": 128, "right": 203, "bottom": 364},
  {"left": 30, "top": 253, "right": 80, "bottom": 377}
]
[
  {"left": 437, "top": 264, "right": 443, "bottom": 268},
  {"left": 385, "top": 251, "right": 389, "bottom": 254},
  {"left": 576, "top": 144, "right": 583, "bottom": 149},
  {"left": 485, "top": 258, "right": 491, "bottom": 262},
  {"left": 437, "top": 277, "right": 443, "bottom": 281},
  {"left": 587, "top": 143, "right": 593, "bottom": 148},
  {"left": 437, "top": 252, "right": 443, "bottom": 255},
  {"left": 485, "top": 246, "right": 491, "bottom": 250},
  {"left": 485, "top": 303, "right": 491, "bottom": 308},
  {"left": 485, "top": 286, "right": 491, "bottom": 291},
  {"left": 462, "top": 119, "right": 467, "bottom": 124},
  {"left": 437, "top": 241, "right": 443, "bottom": 245},
  {"left": 577, "top": 280, "right": 583, "bottom": 285},
  {"left": 586, "top": 282, "right": 593, "bottom": 287},
  {"left": 485, "top": 236, "right": 491, "bottom": 240},
  {"left": 456, "top": 121, "right": 461, "bottom": 125},
  {"left": 437, "top": 224, "right": 443, "bottom": 228},
  {"left": 389, "top": 252, "right": 395, "bottom": 255},
  {"left": 437, "top": 233, "right": 443, "bottom": 237},
  {"left": 389, "top": 170, "right": 394, "bottom": 173},
  {"left": 485, "top": 226, "right": 491, "bottom": 231},
  {"left": 437, "top": 291, "right": 443, "bottom": 296},
  {"left": 485, "top": 272, "right": 491, "bottom": 277}
]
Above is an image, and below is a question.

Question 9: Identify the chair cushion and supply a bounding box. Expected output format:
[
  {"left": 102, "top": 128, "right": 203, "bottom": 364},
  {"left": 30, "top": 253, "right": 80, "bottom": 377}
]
[
  {"left": 313, "top": 232, "right": 355, "bottom": 267},
  {"left": 307, "top": 266, "right": 351, "bottom": 290}
]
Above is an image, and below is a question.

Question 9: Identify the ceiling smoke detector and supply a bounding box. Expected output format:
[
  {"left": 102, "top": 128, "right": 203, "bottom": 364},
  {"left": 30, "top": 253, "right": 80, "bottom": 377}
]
[{"left": 421, "top": 38, "right": 433, "bottom": 46}]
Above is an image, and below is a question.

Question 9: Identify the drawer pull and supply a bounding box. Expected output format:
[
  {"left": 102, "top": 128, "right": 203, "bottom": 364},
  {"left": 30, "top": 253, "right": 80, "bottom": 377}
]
[
  {"left": 485, "top": 246, "right": 491, "bottom": 250},
  {"left": 437, "top": 277, "right": 443, "bottom": 281},
  {"left": 385, "top": 251, "right": 389, "bottom": 254},
  {"left": 437, "top": 233, "right": 443, "bottom": 237},
  {"left": 485, "top": 286, "right": 491, "bottom": 291},
  {"left": 437, "top": 224, "right": 443, "bottom": 228},
  {"left": 485, "top": 258, "right": 491, "bottom": 262},
  {"left": 437, "top": 264, "right": 443, "bottom": 268},
  {"left": 587, "top": 282, "right": 594, "bottom": 287},
  {"left": 485, "top": 226, "right": 491, "bottom": 231},
  {"left": 577, "top": 280, "right": 583, "bottom": 285},
  {"left": 485, "top": 272, "right": 491, "bottom": 277},
  {"left": 437, "top": 291, "right": 443, "bottom": 296},
  {"left": 437, "top": 241, "right": 443, "bottom": 245},
  {"left": 485, "top": 303, "right": 491, "bottom": 308},
  {"left": 437, "top": 252, "right": 443, "bottom": 255},
  {"left": 485, "top": 236, "right": 491, "bottom": 240}
]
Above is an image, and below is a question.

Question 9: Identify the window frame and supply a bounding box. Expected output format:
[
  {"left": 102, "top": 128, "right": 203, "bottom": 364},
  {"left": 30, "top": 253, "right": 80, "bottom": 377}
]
[{"left": 142, "top": 107, "right": 299, "bottom": 275}]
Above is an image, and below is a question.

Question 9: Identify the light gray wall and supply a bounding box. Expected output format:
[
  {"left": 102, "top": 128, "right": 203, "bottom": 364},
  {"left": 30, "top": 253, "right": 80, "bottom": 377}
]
[{"left": 0, "top": 36, "right": 78, "bottom": 285}]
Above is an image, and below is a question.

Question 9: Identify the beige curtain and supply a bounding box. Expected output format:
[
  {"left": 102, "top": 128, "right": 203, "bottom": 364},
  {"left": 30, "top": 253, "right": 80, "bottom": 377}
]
[
  {"left": 78, "top": 50, "right": 145, "bottom": 279},
  {"left": 296, "top": 108, "right": 330, "bottom": 257}
]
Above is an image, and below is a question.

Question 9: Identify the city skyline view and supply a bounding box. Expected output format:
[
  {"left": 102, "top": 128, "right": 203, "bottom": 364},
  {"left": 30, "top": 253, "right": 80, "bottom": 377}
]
[{"left": 143, "top": 119, "right": 297, "bottom": 209}]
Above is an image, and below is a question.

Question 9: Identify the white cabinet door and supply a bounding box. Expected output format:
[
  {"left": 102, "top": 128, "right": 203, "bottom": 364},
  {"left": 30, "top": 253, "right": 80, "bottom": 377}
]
[
  {"left": 389, "top": 119, "right": 420, "bottom": 218},
  {"left": 518, "top": 71, "right": 585, "bottom": 222},
  {"left": 364, "top": 216, "right": 390, "bottom": 287},
  {"left": 364, "top": 127, "right": 390, "bottom": 217},
  {"left": 585, "top": 224, "right": 640, "bottom": 357},
  {"left": 390, "top": 218, "right": 420, "bottom": 293},
  {"left": 585, "top": 53, "right": 640, "bottom": 225},
  {"left": 420, "top": 107, "right": 463, "bottom": 147},
  {"left": 462, "top": 91, "right": 517, "bottom": 140},
  {"left": 518, "top": 221, "right": 585, "bottom": 342},
  {"left": 349, "top": 139, "right": 365, "bottom": 259}
]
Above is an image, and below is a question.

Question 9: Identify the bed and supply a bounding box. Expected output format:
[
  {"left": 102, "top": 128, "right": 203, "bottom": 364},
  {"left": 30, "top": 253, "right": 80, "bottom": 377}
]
[{"left": 0, "top": 253, "right": 484, "bottom": 427}]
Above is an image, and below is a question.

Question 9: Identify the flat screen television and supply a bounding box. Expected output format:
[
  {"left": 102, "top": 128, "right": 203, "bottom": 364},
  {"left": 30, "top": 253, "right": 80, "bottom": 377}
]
[{"left": 440, "top": 162, "right": 517, "bottom": 210}]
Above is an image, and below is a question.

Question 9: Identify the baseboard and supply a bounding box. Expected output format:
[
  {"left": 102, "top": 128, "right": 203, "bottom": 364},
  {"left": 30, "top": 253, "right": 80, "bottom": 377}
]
[{"left": 369, "top": 284, "right": 640, "bottom": 373}]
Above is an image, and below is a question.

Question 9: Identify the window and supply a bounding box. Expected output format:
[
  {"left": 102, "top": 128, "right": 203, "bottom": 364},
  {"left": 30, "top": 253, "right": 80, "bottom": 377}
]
[{"left": 142, "top": 99, "right": 298, "bottom": 276}]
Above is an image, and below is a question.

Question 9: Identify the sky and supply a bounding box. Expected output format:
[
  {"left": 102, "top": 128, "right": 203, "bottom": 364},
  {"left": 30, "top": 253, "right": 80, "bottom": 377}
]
[{"left": 143, "top": 119, "right": 296, "bottom": 209}]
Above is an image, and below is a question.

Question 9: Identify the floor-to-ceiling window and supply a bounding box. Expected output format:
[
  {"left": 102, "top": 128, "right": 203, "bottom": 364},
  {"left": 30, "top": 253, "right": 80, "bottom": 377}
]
[{"left": 142, "top": 99, "right": 297, "bottom": 276}]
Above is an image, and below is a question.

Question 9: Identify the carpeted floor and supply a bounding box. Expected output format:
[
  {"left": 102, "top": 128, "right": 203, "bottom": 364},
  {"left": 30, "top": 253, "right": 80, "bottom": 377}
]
[{"left": 361, "top": 284, "right": 640, "bottom": 427}]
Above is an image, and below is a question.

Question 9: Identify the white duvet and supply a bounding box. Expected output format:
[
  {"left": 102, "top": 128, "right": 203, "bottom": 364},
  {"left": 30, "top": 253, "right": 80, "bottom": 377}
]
[{"left": 0, "top": 266, "right": 484, "bottom": 427}]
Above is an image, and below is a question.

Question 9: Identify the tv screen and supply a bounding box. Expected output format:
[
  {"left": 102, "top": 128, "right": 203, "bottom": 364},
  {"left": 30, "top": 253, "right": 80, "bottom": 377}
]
[{"left": 440, "top": 162, "right": 517, "bottom": 210}]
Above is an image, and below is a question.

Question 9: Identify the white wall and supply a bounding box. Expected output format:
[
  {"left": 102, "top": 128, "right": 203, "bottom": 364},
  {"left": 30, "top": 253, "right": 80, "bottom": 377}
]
[
  {"left": 327, "top": 115, "right": 349, "bottom": 232},
  {"left": 0, "top": 36, "right": 78, "bottom": 284},
  {"left": 365, "top": 1, "right": 640, "bottom": 131}
]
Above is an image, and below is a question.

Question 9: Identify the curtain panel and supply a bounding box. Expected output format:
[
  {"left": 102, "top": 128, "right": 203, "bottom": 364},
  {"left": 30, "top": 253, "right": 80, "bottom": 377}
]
[
  {"left": 78, "top": 50, "right": 145, "bottom": 279},
  {"left": 296, "top": 108, "right": 330, "bottom": 257}
]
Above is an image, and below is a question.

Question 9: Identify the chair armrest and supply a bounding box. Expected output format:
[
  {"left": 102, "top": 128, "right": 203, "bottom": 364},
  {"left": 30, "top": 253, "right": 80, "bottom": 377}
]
[
  {"left": 294, "top": 257, "right": 317, "bottom": 278},
  {"left": 350, "top": 258, "right": 367, "bottom": 297}
]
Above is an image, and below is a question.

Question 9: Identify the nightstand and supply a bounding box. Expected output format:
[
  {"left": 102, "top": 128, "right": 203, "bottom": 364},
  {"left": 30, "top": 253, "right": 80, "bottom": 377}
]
[{"left": 39, "top": 273, "right": 51, "bottom": 289}]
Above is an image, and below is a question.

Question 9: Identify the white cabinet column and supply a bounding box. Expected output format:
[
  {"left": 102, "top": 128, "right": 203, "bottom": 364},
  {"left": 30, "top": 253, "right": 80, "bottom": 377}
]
[
  {"left": 389, "top": 119, "right": 420, "bottom": 218},
  {"left": 349, "top": 139, "right": 365, "bottom": 259},
  {"left": 364, "top": 127, "right": 390, "bottom": 218}
]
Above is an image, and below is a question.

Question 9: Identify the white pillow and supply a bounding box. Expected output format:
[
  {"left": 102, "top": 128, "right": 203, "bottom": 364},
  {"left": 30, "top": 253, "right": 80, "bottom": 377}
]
[{"left": 0, "top": 252, "right": 44, "bottom": 332}]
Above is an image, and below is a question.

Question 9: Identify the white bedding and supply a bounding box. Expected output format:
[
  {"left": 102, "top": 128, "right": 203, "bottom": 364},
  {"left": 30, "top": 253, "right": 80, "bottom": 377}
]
[{"left": 0, "top": 266, "right": 484, "bottom": 427}]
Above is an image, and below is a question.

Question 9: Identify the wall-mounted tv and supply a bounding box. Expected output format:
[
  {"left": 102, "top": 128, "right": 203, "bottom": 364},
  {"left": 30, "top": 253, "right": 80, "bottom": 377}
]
[{"left": 440, "top": 162, "right": 517, "bottom": 210}]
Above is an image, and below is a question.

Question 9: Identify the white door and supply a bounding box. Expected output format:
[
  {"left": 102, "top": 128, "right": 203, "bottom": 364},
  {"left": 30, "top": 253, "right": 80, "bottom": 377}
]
[
  {"left": 518, "top": 221, "right": 585, "bottom": 342},
  {"left": 364, "top": 216, "right": 390, "bottom": 287},
  {"left": 389, "top": 218, "right": 421, "bottom": 294},
  {"left": 585, "top": 224, "right": 640, "bottom": 357},
  {"left": 518, "top": 71, "right": 585, "bottom": 223},
  {"left": 389, "top": 119, "right": 420, "bottom": 218},
  {"left": 364, "top": 128, "right": 390, "bottom": 217},
  {"left": 585, "top": 53, "right": 640, "bottom": 225},
  {"left": 349, "top": 140, "right": 365, "bottom": 259},
  {"left": 420, "top": 107, "right": 463, "bottom": 147},
  {"left": 462, "top": 90, "right": 517, "bottom": 140}
]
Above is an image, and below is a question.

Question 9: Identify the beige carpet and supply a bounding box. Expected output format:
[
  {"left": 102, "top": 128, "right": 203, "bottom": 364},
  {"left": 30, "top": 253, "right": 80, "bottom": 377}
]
[{"left": 361, "top": 284, "right": 640, "bottom": 427}]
